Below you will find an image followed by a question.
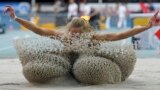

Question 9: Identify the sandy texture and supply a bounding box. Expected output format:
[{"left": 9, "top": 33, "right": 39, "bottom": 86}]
[
  {"left": 0, "top": 58, "right": 160, "bottom": 90},
  {"left": 13, "top": 36, "right": 136, "bottom": 84}
]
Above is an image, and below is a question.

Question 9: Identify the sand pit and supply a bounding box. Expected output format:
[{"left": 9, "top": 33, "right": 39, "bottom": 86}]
[{"left": 0, "top": 58, "right": 160, "bottom": 90}]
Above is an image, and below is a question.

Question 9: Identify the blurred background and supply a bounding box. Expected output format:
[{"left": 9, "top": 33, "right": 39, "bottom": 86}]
[{"left": 0, "top": 0, "right": 160, "bottom": 58}]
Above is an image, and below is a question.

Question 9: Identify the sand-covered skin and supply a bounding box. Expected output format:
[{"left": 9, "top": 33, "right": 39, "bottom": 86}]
[{"left": 0, "top": 58, "right": 160, "bottom": 90}]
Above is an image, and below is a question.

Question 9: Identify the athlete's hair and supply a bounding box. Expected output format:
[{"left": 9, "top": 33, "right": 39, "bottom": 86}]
[{"left": 67, "top": 17, "right": 92, "bottom": 32}]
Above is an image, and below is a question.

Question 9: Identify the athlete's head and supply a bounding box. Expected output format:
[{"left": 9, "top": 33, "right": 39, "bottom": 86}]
[{"left": 68, "top": 17, "right": 92, "bottom": 34}]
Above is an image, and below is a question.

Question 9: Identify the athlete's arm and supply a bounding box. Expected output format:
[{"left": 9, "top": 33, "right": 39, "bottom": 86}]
[
  {"left": 93, "top": 11, "right": 160, "bottom": 41},
  {"left": 4, "top": 6, "right": 63, "bottom": 36},
  {"left": 15, "top": 18, "right": 63, "bottom": 36},
  {"left": 92, "top": 26, "right": 150, "bottom": 41}
]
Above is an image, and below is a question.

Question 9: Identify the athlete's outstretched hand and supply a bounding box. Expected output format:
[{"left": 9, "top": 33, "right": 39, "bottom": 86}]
[
  {"left": 4, "top": 6, "right": 17, "bottom": 20},
  {"left": 148, "top": 11, "right": 160, "bottom": 28}
]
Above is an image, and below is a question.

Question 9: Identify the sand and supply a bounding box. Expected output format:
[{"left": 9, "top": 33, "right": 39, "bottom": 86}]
[{"left": 0, "top": 58, "right": 160, "bottom": 90}]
